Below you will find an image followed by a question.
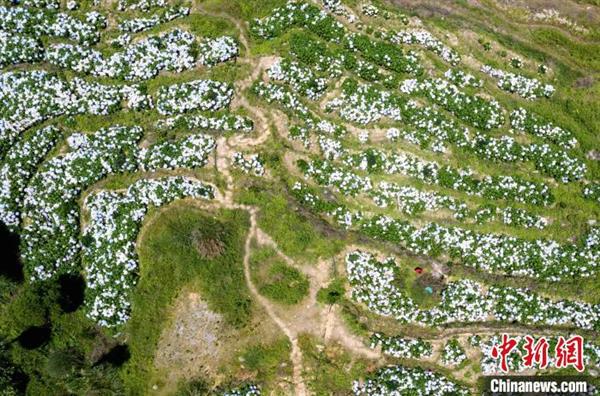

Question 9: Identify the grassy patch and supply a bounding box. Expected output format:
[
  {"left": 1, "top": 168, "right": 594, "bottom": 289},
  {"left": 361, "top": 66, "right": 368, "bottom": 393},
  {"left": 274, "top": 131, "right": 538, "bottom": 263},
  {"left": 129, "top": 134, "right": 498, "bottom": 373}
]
[
  {"left": 237, "top": 338, "right": 292, "bottom": 388},
  {"left": 122, "top": 204, "right": 250, "bottom": 394},
  {"left": 250, "top": 247, "right": 309, "bottom": 305},
  {"left": 298, "top": 333, "right": 369, "bottom": 395},
  {"left": 237, "top": 184, "right": 344, "bottom": 262}
]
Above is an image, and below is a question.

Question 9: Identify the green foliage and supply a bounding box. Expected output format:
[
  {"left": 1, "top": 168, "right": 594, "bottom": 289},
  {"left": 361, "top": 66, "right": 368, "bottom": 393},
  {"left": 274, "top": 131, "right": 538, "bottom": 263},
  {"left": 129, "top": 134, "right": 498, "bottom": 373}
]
[
  {"left": 45, "top": 349, "right": 83, "bottom": 379},
  {"left": 316, "top": 278, "right": 345, "bottom": 305},
  {"left": 176, "top": 379, "right": 211, "bottom": 396},
  {"left": 299, "top": 334, "right": 368, "bottom": 395},
  {"left": 240, "top": 338, "right": 291, "bottom": 385},
  {"left": 251, "top": 247, "right": 309, "bottom": 305}
]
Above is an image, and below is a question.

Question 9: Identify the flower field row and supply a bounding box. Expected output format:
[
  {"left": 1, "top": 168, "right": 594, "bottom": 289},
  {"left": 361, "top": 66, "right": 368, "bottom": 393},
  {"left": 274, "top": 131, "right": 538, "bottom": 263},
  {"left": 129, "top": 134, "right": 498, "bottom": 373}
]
[
  {"left": 333, "top": 149, "right": 553, "bottom": 205},
  {"left": 268, "top": 58, "right": 328, "bottom": 100},
  {"left": 329, "top": 81, "right": 586, "bottom": 182},
  {"left": 347, "top": 250, "right": 600, "bottom": 327},
  {"left": 252, "top": 81, "right": 312, "bottom": 120},
  {"left": 370, "top": 333, "right": 433, "bottom": 359},
  {"left": 155, "top": 79, "right": 234, "bottom": 115},
  {"left": 481, "top": 65, "right": 555, "bottom": 100},
  {"left": 155, "top": 113, "right": 253, "bottom": 132},
  {"left": 221, "top": 384, "right": 261, "bottom": 396},
  {"left": 352, "top": 365, "right": 469, "bottom": 396},
  {"left": 0, "top": 70, "right": 143, "bottom": 156},
  {"left": 45, "top": 29, "right": 197, "bottom": 81},
  {"left": 117, "top": 6, "right": 189, "bottom": 33},
  {"left": 0, "top": 5, "right": 101, "bottom": 43},
  {"left": 117, "top": 0, "right": 167, "bottom": 12},
  {"left": 444, "top": 69, "right": 482, "bottom": 88},
  {"left": 0, "top": 31, "right": 43, "bottom": 67},
  {"left": 322, "top": 0, "right": 358, "bottom": 23},
  {"left": 441, "top": 339, "right": 467, "bottom": 366},
  {"left": 21, "top": 125, "right": 143, "bottom": 281},
  {"left": 83, "top": 177, "right": 215, "bottom": 327},
  {"left": 10, "top": 0, "right": 60, "bottom": 9},
  {"left": 250, "top": 1, "right": 345, "bottom": 42},
  {"left": 510, "top": 107, "right": 578, "bottom": 148},
  {"left": 0, "top": 126, "right": 62, "bottom": 230},
  {"left": 232, "top": 152, "right": 265, "bottom": 176},
  {"left": 344, "top": 33, "right": 421, "bottom": 75},
  {"left": 197, "top": 36, "right": 239, "bottom": 67},
  {"left": 371, "top": 182, "right": 547, "bottom": 229},
  {"left": 138, "top": 134, "right": 216, "bottom": 172},
  {"left": 400, "top": 78, "right": 504, "bottom": 130},
  {"left": 388, "top": 29, "right": 461, "bottom": 65}
]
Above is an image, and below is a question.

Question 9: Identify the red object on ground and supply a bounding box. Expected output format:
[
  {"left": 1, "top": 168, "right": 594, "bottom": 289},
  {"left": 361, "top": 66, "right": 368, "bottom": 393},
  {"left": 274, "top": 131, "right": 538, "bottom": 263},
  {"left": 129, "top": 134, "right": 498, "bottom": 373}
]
[{"left": 414, "top": 267, "right": 423, "bottom": 274}]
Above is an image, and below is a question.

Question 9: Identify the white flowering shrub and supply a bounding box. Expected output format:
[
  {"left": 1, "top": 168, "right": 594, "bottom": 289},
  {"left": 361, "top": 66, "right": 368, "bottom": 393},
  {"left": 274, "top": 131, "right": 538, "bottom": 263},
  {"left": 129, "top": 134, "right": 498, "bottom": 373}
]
[
  {"left": 401, "top": 77, "right": 505, "bottom": 130},
  {"left": 85, "top": 11, "right": 107, "bottom": 29},
  {"left": 352, "top": 365, "right": 470, "bottom": 395},
  {"left": 318, "top": 137, "right": 345, "bottom": 160},
  {"left": 583, "top": 183, "right": 600, "bottom": 203},
  {"left": 46, "top": 29, "right": 197, "bottom": 81},
  {"left": 370, "top": 181, "right": 466, "bottom": 217},
  {"left": 7, "top": 0, "right": 60, "bottom": 8},
  {"left": 117, "top": 0, "right": 167, "bottom": 12},
  {"left": 120, "top": 85, "right": 153, "bottom": 110},
  {"left": 0, "top": 31, "right": 43, "bottom": 66},
  {"left": 138, "top": 135, "right": 216, "bottom": 172},
  {"left": 232, "top": 152, "right": 265, "bottom": 176},
  {"left": 268, "top": 58, "right": 328, "bottom": 99},
  {"left": 0, "top": 126, "right": 62, "bottom": 230},
  {"left": 83, "top": 177, "right": 215, "bottom": 327},
  {"left": 525, "top": 143, "right": 586, "bottom": 183},
  {"left": 220, "top": 384, "right": 261, "bottom": 396},
  {"left": 118, "top": 6, "right": 189, "bottom": 33},
  {"left": 481, "top": 65, "right": 555, "bottom": 100},
  {"left": 510, "top": 108, "right": 577, "bottom": 148},
  {"left": 361, "top": 4, "right": 379, "bottom": 17},
  {"left": 475, "top": 205, "right": 547, "bottom": 229},
  {"left": 370, "top": 333, "right": 433, "bottom": 359},
  {"left": 327, "top": 81, "right": 402, "bottom": 124},
  {"left": 21, "top": 126, "right": 143, "bottom": 281},
  {"left": 299, "top": 159, "right": 372, "bottom": 196},
  {"left": 198, "top": 36, "right": 239, "bottom": 66},
  {"left": 444, "top": 69, "right": 482, "bottom": 88},
  {"left": 322, "top": 0, "right": 357, "bottom": 22},
  {"left": 389, "top": 29, "right": 460, "bottom": 65},
  {"left": 252, "top": 81, "right": 312, "bottom": 120},
  {"left": 441, "top": 339, "right": 467, "bottom": 366},
  {"left": 155, "top": 79, "right": 234, "bottom": 115},
  {"left": 250, "top": 1, "right": 345, "bottom": 42},
  {"left": 0, "top": 5, "right": 101, "bottom": 44},
  {"left": 510, "top": 57, "right": 523, "bottom": 69},
  {"left": 156, "top": 113, "right": 253, "bottom": 132},
  {"left": 344, "top": 33, "right": 421, "bottom": 74}
]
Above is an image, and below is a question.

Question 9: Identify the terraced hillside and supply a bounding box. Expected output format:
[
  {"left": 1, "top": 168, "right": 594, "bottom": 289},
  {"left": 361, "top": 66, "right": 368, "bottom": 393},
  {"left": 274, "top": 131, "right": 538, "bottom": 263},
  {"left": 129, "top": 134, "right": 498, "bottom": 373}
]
[{"left": 0, "top": 0, "right": 599, "bottom": 394}]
